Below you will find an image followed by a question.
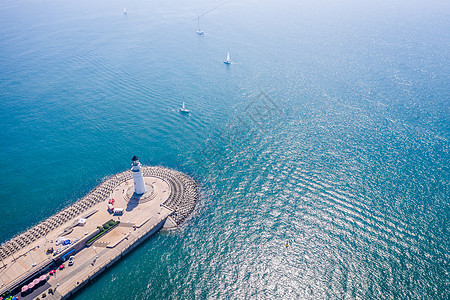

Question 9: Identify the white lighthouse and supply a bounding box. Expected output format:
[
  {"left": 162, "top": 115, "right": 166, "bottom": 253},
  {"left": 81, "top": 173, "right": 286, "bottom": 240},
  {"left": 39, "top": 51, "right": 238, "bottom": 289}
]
[{"left": 131, "top": 155, "right": 147, "bottom": 194}]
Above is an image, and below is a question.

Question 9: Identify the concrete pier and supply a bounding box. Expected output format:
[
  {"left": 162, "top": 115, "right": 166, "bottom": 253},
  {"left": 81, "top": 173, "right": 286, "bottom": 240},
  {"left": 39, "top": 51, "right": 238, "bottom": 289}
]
[{"left": 0, "top": 166, "right": 199, "bottom": 299}]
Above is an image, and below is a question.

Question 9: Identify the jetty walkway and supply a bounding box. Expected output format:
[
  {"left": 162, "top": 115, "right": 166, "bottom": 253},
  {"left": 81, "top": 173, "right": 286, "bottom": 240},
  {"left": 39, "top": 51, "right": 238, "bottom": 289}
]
[{"left": 0, "top": 166, "right": 199, "bottom": 299}]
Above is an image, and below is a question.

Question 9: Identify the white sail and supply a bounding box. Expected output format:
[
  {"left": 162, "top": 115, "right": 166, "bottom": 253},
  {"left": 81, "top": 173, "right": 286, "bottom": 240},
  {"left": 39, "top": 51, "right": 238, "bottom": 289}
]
[
  {"left": 196, "top": 17, "right": 204, "bottom": 35},
  {"left": 224, "top": 52, "right": 231, "bottom": 64},
  {"left": 180, "top": 102, "right": 189, "bottom": 113}
]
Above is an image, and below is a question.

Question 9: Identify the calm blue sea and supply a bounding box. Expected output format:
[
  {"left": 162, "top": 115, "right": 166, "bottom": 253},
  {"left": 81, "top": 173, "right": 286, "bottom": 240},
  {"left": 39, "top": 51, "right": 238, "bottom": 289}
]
[{"left": 0, "top": 0, "right": 448, "bottom": 298}]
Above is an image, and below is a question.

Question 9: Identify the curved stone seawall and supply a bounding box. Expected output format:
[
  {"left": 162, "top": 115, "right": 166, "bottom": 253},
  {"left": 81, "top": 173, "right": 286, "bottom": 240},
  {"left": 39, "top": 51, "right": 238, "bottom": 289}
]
[
  {"left": 142, "top": 167, "right": 199, "bottom": 225},
  {"left": 0, "top": 166, "right": 199, "bottom": 260}
]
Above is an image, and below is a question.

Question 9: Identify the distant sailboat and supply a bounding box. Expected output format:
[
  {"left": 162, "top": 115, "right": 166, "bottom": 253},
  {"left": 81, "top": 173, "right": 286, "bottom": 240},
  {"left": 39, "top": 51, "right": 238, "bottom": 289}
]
[
  {"left": 223, "top": 52, "right": 231, "bottom": 65},
  {"left": 180, "top": 102, "right": 190, "bottom": 113},
  {"left": 196, "top": 17, "right": 204, "bottom": 36},
  {"left": 123, "top": 8, "right": 127, "bottom": 15}
]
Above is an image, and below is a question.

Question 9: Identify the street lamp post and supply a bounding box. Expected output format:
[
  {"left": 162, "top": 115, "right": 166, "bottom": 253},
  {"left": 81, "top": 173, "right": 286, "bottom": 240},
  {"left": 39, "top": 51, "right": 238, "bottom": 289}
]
[
  {"left": 44, "top": 232, "right": 48, "bottom": 249},
  {"left": 29, "top": 247, "right": 37, "bottom": 267}
]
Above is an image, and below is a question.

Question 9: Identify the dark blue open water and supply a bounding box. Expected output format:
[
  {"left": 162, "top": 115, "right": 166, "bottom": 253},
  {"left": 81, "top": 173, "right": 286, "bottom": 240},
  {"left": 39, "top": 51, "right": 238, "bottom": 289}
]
[{"left": 0, "top": 0, "right": 449, "bottom": 298}]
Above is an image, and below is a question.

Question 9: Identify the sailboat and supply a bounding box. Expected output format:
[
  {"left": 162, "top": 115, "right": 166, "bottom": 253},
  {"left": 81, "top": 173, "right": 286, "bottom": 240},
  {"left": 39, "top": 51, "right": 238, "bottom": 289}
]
[
  {"left": 223, "top": 52, "right": 231, "bottom": 65},
  {"left": 196, "top": 17, "right": 204, "bottom": 36},
  {"left": 123, "top": 8, "right": 127, "bottom": 15},
  {"left": 180, "top": 102, "right": 190, "bottom": 113}
]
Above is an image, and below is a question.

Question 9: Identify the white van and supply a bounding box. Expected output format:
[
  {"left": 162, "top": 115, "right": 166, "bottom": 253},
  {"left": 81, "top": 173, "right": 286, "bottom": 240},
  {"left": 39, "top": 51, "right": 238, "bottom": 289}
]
[{"left": 113, "top": 208, "right": 124, "bottom": 215}]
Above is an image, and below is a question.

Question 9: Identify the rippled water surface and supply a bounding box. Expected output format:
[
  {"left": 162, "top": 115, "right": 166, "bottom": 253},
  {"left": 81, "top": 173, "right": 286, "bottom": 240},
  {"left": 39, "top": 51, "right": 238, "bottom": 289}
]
[{"left": 0, "top": 0, "right": 448, "bottom": 298}]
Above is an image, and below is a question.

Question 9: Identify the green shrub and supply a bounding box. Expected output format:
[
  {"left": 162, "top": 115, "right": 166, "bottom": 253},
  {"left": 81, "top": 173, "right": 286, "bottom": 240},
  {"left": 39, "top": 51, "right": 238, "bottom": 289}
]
[
  {"left": 48, "top": 288, "right": 53, "bottom": 294},
  {"left": 42, "top": 293, "right": 46, "bottom": 298},
  {"left": 87, "top": 220, "right": 119, "bottom": 245},
  {"left": 87, "top": 231, "right": 104, "bottom": 244},
  {"left": 36, "top": 298, "right": 40, "bottom": 300}
]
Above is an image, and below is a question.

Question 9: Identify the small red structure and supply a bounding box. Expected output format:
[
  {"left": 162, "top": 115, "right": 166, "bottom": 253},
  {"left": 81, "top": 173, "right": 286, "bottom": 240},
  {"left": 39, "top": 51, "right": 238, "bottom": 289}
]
[
  {"left": 108, "top": 199, "right": 115, "bottom": 204},
  {"left": 59, "top": 264, "right": 65, "bottom": 270},
  {"left": 50, "top": 269, "right": 56, "bottom": 275}
]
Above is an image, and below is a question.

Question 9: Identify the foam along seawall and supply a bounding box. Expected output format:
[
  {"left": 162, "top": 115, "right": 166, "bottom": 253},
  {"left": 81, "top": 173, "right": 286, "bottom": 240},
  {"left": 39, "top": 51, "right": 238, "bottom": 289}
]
[{"left": 0, "top": 165, "right": 199, "bottom": 299}]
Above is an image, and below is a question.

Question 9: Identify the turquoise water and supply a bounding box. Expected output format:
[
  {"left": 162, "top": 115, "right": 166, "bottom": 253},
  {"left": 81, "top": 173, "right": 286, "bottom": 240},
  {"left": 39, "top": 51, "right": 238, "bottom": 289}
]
[{"left": 0, "top": 0, "right": 449, "bottom": 298}]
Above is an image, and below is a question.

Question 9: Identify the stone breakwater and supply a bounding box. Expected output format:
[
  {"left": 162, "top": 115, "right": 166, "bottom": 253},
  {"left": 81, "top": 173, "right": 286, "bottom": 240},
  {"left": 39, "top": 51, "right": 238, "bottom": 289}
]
[{"left": 0, "top": 166, "right": 199, "bottom": 260}]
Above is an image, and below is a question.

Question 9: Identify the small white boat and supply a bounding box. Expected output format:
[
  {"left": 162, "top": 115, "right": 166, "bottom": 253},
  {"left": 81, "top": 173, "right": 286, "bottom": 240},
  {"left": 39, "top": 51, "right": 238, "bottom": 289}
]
[
  {"left": 123, "top": 8, "right": 127, "bottom": 15},
  {"left": 180, "top": 102, "right": 190, "bottom": 113},
  {"left": 224, "top": 52, "right": 231, "bottom": 65}
]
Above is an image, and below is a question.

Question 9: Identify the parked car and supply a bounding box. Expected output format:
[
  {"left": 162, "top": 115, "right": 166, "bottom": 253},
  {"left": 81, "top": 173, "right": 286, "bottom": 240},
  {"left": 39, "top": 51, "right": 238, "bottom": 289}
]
[{"left": 68, "top": 256, "right": 75, "bottom": 266}]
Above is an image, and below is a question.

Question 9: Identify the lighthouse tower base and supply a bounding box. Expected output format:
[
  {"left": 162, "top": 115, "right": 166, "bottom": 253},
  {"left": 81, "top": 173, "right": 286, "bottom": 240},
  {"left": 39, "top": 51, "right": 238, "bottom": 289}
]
[{"left": 132, "top": 171, "right": 147, "bottom": 194}]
